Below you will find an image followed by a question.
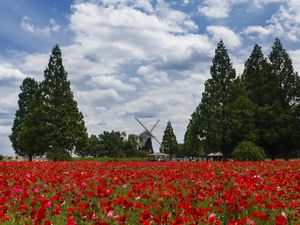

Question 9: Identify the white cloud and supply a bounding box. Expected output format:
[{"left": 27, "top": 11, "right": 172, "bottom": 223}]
[
  {"left": 75, "top": 89, "right": 123, "bottom": 104},
  {"left": 89, "top": 0, "right": 154, "bottom": 13},
  {"left": 244, "top": 0, "right": 300, "bottom": 42},
  {"left": 64, "top": 2, "right": 213, "bottom": 80},
  {"left": 137, "top": 65, "right": 170, "bottom": 84},
  {"left": 88, "top": 75, "right": 136, "bottom": 92},
  {"left": 0, "top": 62, "right": 26, "bottom": 84},
  {"left": 252, "top": 0, "right": 286, "bottom": 8},
  {"left": 20, "top": 16, "right": 60, "bottom": 35},
  {"left": 289, "top": 49, "right": 300, "bottom": 74},
  {"left": 207, "top": 26, "right": 241, "bottom": 48},
  {"left": 0, "top": 125, "right": 10, "bottom": 135},
  {"left": 198, "top": 0, "right": 287, "bottom": 19},
  {"left": 199, "top": 0, "right": 233, "bottom": 19},
  {"left": 243, "top": 26, "right": 271, "bottom": 38},
  {"left": 155, "top": 0, "right": 198, "bottom": 32}
]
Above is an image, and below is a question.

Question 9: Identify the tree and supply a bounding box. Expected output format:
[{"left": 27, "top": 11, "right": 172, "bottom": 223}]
[
  {"left": 75, "top": 135, "right": 102, "bottom": 157},
  {"left": 41, "top": 45, "right": 88, "bottom": 160},
  {"left": 242, "top": 44, "right": 273, "bottom": 106},
  {"left": 269, "top": 38, "right": 300, "bottom": 107},
  {"left": 160, "top": 121, "right": 178, "bottom": 157},
  {"left": 268, "top": 38, "right": 300, "bottom": 159},
  {"left": 184, "top": 102, "right": 200, "bottom": 157},
  {"left": 226, "top": 78, "right": 257, "bottom": 150},
  {"left": 232, "top": 141, "right": 265, "bottom": 161},
  {"left": 242, "top": 41, "right": 300, "bottom": 160},
  {"left": 98, "top": 131, "right": 126, "bottom": 159},
  {"left": 242, "top": 43, "right": 283, "bottom": 160},
  {"left": 197, "top": 40, "right": 236, "bottom": 160},
  {"left": 123, "top": 134, "right": 139, "bottom": 157},
  {"left": 10, "top": 77, "right": 42, "bottom": 161}
]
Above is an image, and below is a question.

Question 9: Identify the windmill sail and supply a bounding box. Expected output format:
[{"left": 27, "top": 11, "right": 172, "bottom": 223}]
[
  {"left": 138, "top": 131, "right": 154, "bottom": 154},
  {"left": 135, "top": 117, "right": 159, "bottom": 154}
]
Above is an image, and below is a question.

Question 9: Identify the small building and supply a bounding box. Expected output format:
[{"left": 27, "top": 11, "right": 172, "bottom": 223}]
[
  {"left": 207, "top": 152, "right": 223, "bottom": 161},
  {"left": 148, "top": 153, "right": 170, "bottom": 162}
]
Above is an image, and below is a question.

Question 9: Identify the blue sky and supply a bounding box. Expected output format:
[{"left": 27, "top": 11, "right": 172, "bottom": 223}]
[{"left": 1, "top": 0, "right": 300, "bottom": 155}]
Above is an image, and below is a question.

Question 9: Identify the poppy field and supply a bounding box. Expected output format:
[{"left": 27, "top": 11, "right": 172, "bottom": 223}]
[{"left": 0, "top": 161, "right": 300, "bottom": 225}]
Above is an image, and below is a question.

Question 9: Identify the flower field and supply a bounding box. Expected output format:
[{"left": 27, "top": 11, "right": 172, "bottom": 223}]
[{"left": 1, "top": 161, "right": 300, "bottom": 225}]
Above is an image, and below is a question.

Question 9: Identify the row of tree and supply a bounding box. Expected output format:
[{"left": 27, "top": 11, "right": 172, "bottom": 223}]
[
  {"left": 10, "top": 39, "right": 300, "bottom": 160},
  {"left": 75, "top": 121, "right": 180, "bottom": 158},
  {"left": 184, "top": 39, "right": 300, "bottom": 160},
  {"left": 75, "top": 131, "right": 148, "bottom": 158}
]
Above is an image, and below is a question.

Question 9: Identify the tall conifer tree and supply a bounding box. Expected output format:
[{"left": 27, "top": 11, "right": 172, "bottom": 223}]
[
  {"left": 242, "top": 44, "right": 280, "bottom": 159},
  {"left": 160, "top": 121, "right": 178, "bottom": 156},
  {"left": 268, "top": 38, "right": 300, "bottom": 159},
  {"left": 198, "top": 40, "right": 236, "bottom": 159},
  {"left": 41, "top": 45, "right": 88, "bottom": 160}
]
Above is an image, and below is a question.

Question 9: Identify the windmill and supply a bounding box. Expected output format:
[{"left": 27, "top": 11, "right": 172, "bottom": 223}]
[{"left": 135, "top": 117, "right": 162, "bottom": 154}]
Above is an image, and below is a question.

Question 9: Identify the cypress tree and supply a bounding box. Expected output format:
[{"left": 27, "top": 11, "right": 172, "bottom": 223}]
[
  {"left": 268, "top": 38, "right": 300, "bottom": 159},
  {"left": 160, "top": 121, "right": 178, "bottom": 157},
  {"left": 242, "top": 44, "right": 279, "bottom": 159},
  {"left": 242, "top": 44, "right": 273, "bottom": 105},
  {"left": 198, "top": 40, "right": 236, "bottom": 160},
  {"left": 41, "top": 45, "right": 88, "bottom": 160},
  {"left": 269, "top": 38, "right": 299, "bottom": 107}
]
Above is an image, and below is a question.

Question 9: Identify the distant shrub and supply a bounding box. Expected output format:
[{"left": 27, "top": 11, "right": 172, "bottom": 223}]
[
  {"left": 232, "top": 141, "right": 265, "bottom": 161},
  {"left": 0, "top": 154, "right": 3, "bottom": 161}
]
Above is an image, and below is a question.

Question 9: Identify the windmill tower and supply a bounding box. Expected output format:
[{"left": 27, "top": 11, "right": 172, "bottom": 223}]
[{"left": 135, "top": 117, "right": 162, "bottom": 154}]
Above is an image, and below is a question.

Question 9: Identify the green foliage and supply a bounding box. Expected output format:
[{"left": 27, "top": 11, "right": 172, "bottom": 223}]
[
  {"left": 187, "top": 40, "right": 237, "bottom": 159},
  {"left": 160, "top": 121, "right": 178, "bottom": 156},
  {"left": 185, "top": 38, "right": 300, "bottom": 160},
  {"left": 9, "top": 77, "right": 44, "bottom": 161},
  {"left": 268, "top": 38, "right": 300, "bottom": 159},
  {"left": 183, "top": 104, "right": 202, "bottom": 157},
  {"left": 231, "top": 141, "right": 265, "bottom": 161},
  {"left": 10, "top": 45, "right": 88, "bottom": 161},
  {"left": 98, "top": 131, "right": 126, "bottom": 158},
  {"left": 76, "top": 132, "right": 142, "bottom": 158},
  {"left": 40, "top": 45, "right": 88, "bottom": 159},
  {"left": 242, "top": 40, "right": 300, "bottom": 160},
  {"left": 0, "top": 154, "right": 3, "bottom": 161},
  {"left": 75, "top": 135, "right": 101, "bottom": 157},
  {"left": 123, "top": 134, "right": 140, "bottom": 157}
]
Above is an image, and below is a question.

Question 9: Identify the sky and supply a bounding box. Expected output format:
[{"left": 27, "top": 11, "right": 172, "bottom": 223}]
[{"left": 1, "top": 0, "right": 300, "bottom": 155}]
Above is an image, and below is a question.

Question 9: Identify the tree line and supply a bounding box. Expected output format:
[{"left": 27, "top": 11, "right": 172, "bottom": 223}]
[
  {"left": 184, "top": 39, "right": 300, "bottom": 160},
  {"left": 10, "top": 39, "right": 300, "bottom": 160}
]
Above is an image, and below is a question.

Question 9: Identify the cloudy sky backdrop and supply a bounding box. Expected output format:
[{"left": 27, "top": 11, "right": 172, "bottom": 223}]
[{"left": 1, "top": 0, "right": 300, "bottom": 155}]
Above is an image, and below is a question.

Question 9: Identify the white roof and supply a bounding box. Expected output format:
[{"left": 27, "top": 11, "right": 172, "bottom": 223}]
[
  {"left": 148, "top": 153, "right": 169, "bottom": 156},
  {"left": 207, "top": 152, "right": 223, "bottom": 157}
]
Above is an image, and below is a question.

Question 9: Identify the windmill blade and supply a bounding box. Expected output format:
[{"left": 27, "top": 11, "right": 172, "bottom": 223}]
[
  {"left": 135, "top": 117, "right": 162, "bottom": 150},
  {"left": 152, "top": 135, "right": 161, "bottom": 146},
  {"left": 152, "top": 135, "right": 165, "bottom": 154},
  {"left": 150, "top": 120, "right": 160, "bottom": 132},
  {"left": 135, "top": 117, "right": 152, "bottom": 134}
]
